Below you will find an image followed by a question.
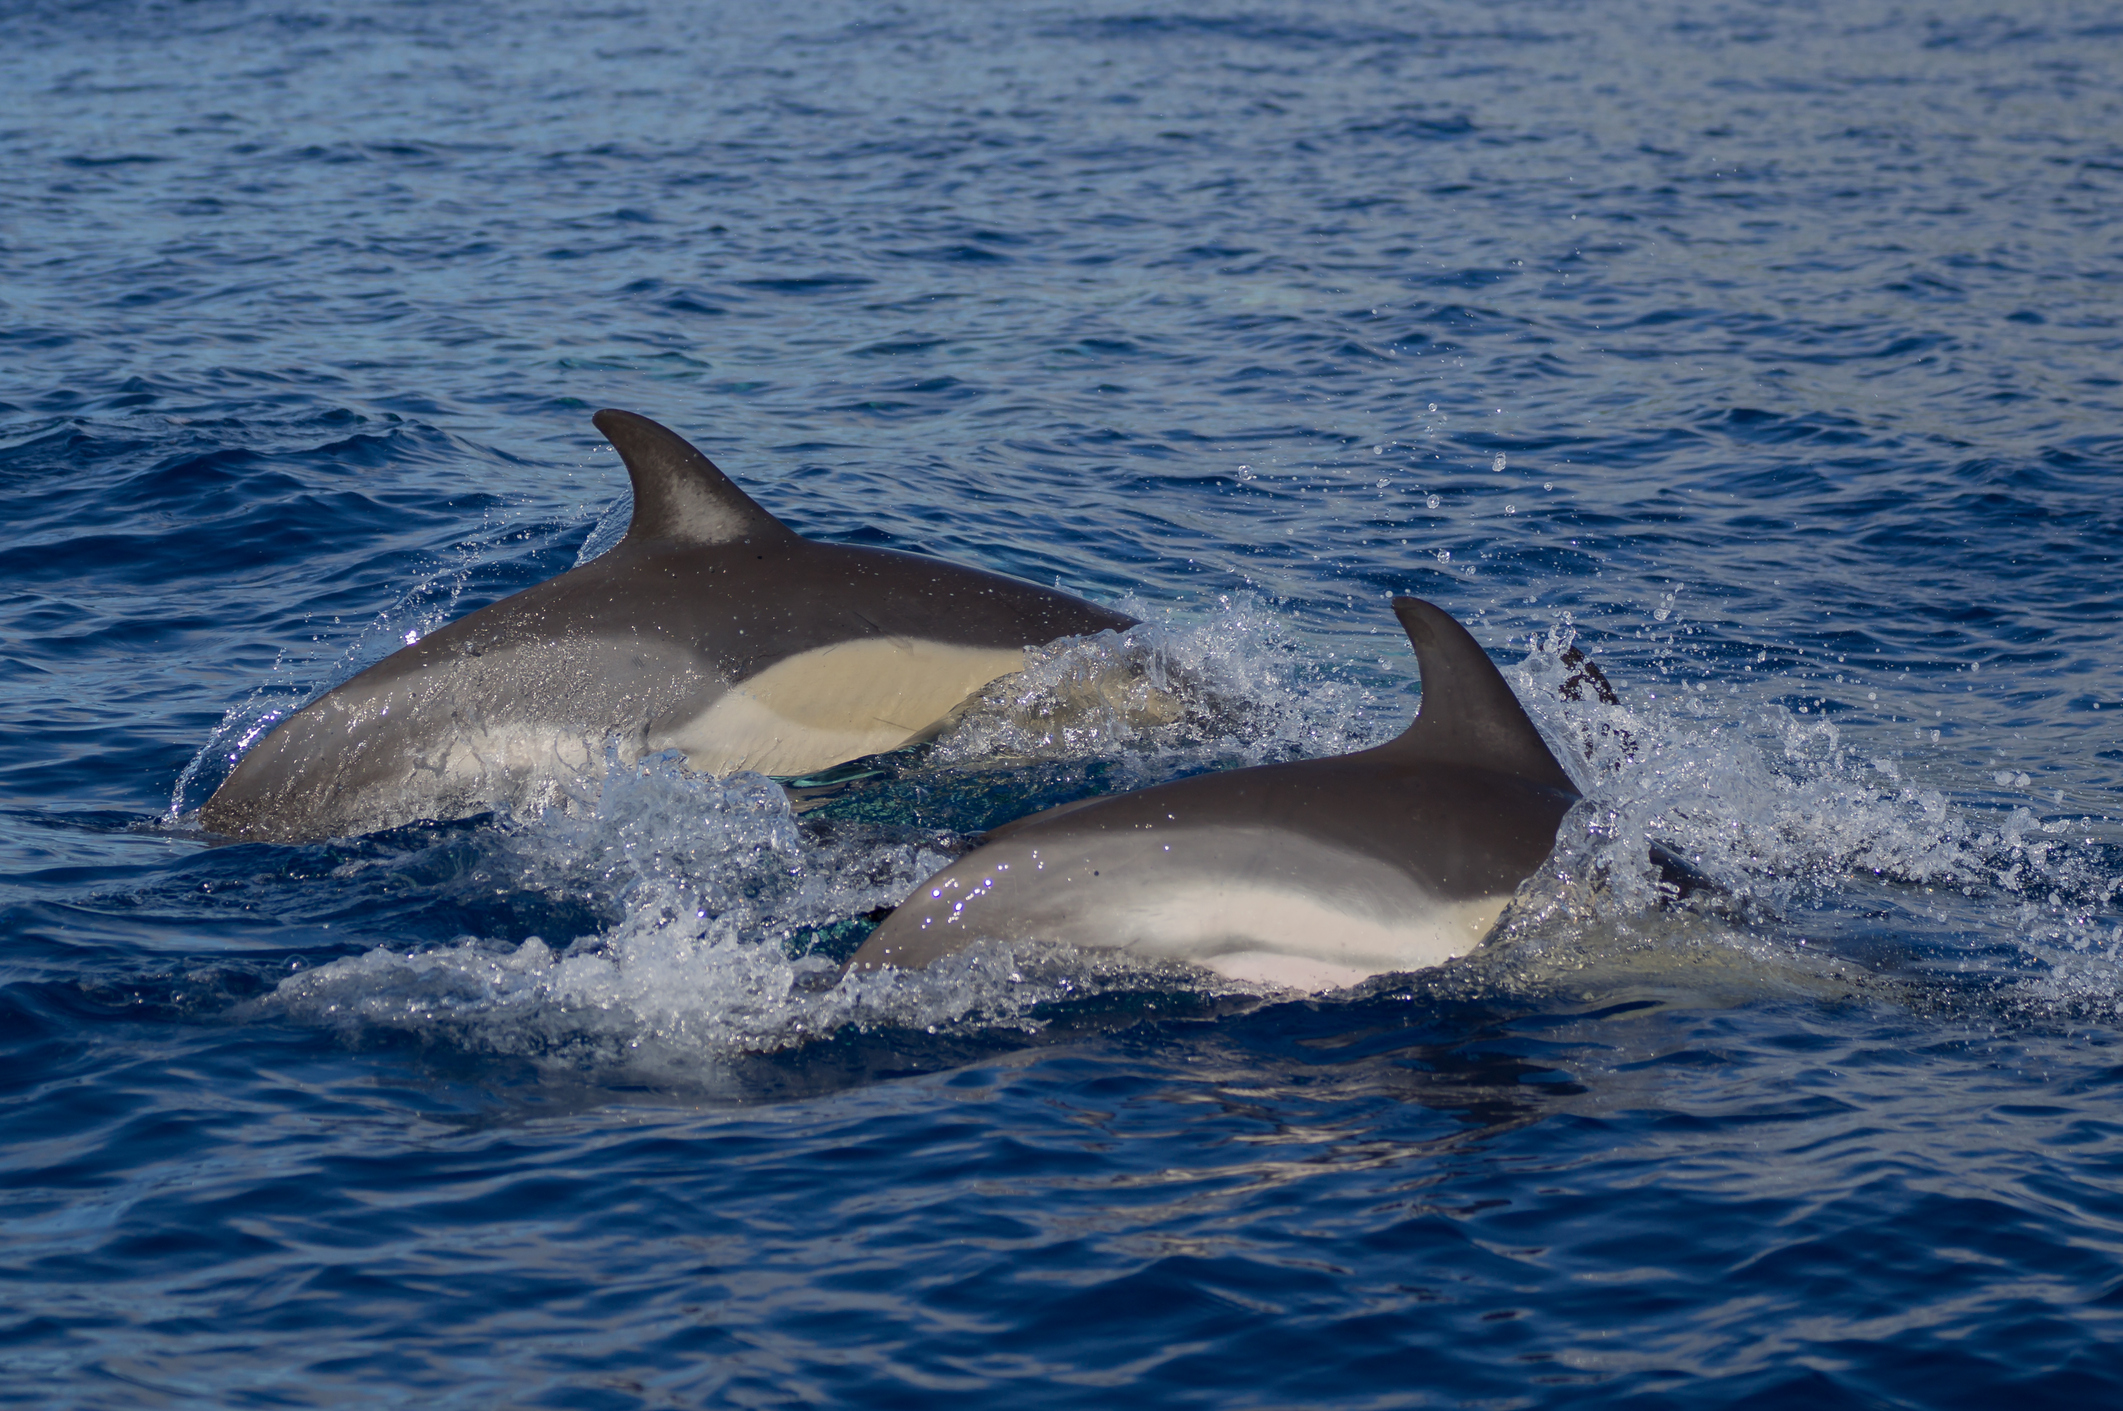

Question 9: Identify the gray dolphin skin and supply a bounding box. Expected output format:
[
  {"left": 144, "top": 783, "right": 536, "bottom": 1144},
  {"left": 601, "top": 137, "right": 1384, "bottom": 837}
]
[
  {"left": 199, "top": 410, "right": 1136, "bottom": 842},
  {"left": 847, "top": 597, "right": 1583, "bottom": 991}
]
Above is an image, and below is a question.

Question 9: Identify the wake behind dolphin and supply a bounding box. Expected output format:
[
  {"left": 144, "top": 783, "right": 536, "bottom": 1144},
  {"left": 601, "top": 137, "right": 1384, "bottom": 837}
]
[
  {"left": 849, "top": 597, "right": 1586, "bottom": 990},
  {"left": 200, "top": 410, "right": 1135, "bottom": 842}
]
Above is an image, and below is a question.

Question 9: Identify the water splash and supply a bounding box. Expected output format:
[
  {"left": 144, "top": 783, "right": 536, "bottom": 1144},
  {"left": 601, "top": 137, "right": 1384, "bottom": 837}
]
[
  {"left": 266, "top": 749, "right": 1244, "bottom": 1073},
  {"left": 1487, "top": 623, "right": 2123, "bottom": 1003},
  {"left": 572, "top": 484, "right": 632, "bottom": 566},
  {"left": 932, "top": 592, "right": 1401, "bottom": 769},
  {"left": 256, "top": 598, "right": 2123, "bottom": 1061}
]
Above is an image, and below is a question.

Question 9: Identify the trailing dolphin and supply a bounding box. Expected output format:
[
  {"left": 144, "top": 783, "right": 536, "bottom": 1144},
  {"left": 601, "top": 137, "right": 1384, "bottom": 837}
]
[
  {"left": 847, "top": 596, "right": 1588, "bottom": 991},
  {"left": 200, "top": 410, "right": 1135, "bottom": 842}
]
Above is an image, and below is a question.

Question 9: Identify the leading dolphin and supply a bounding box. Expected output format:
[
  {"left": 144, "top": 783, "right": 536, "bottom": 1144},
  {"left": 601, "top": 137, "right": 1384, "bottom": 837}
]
[
  {"left": 200, "top": 410, "right": 1136, "bottom": 842},
  {"left": 847, "top": 597, "right": 1586, "bottom": 991}
]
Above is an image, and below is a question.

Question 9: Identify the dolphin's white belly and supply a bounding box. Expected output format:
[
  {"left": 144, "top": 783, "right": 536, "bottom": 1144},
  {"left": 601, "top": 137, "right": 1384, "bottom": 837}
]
[
  {"left": 1114, "top": 878, "right": 1508, "bottom": 989},
  {"left": 657, "top": 637, "right": 1026, "bottom": 777},
  {"left": 877, "top": 827, "right": 1510, "bottom": 990}
]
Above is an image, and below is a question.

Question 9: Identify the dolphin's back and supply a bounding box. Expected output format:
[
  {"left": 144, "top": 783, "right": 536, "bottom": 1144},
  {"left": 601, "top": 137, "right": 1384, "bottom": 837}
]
[{"left": 989, "top": 755, "right": 1575, "bottom": 896}]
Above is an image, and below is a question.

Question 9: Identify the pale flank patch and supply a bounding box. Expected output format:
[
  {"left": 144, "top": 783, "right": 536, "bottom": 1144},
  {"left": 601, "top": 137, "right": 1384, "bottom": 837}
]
[
  {"left": 293, "top": 639, "right": 1024, "bottom": 831},
  {"left": 659, "top": 638, "right": 1028, "bottom": 777},
  {"left": 1200, "top": 951, "right": 1381, "bottom": 992},
  {"left": 1121, "top": 881, "right": 1510, "bottom": 984},
  {"left": 863, "top": 830, "right": 1519, "bottom": 985}
]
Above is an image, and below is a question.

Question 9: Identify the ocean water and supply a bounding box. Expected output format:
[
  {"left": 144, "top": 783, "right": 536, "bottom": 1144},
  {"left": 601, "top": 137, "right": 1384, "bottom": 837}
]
[{"left": 4, "top": 0, "right": 2122, "bottom": 1404}]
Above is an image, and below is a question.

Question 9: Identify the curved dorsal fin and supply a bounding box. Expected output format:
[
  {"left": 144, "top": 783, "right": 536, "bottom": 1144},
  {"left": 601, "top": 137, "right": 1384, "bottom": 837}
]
[
  {"left": 592, "top": 408, "right": 797, "bottom": 547},
  {"left": 1375, "top": 596, "right": 1577, "bottom": 793}
]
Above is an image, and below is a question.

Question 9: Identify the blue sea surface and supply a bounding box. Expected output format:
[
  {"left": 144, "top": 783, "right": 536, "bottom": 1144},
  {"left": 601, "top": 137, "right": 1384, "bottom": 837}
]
[{"left": 5, "top": 1, "right": 2123, "bottom": 1404}]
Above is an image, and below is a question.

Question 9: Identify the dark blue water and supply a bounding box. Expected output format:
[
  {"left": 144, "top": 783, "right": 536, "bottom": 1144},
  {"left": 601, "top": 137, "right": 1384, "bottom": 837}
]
[{"left": 6, "top": 1, "right": 2123, "bottom": 1404}]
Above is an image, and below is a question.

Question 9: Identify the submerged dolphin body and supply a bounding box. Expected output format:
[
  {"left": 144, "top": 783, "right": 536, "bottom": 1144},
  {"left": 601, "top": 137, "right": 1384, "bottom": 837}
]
[
  {"left": 200, "top": 410, "right": 1135, "bottom": 842},
  {"left": 848, "top": 597, "right": 1584, "bottom": 991}
]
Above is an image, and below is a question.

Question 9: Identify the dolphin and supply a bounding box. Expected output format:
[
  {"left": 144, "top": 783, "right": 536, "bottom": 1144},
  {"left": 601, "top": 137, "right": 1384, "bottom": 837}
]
[
  {"left": 847, "top": 596, "right": 1587, "bottom": 991},
  {"left": 199, "top": 409, "right": 1136, "bottom": 842}
]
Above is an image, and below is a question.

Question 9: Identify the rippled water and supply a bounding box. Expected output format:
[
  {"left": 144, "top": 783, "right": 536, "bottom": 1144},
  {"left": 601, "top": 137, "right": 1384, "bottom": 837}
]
[{"left": 6, "top": 1, "right": 2123, "bottom": 1404}]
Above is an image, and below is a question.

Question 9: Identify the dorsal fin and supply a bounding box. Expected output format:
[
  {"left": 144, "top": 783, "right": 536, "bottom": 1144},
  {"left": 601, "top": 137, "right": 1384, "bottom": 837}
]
[
  {"left": 1374, "top": 596, "right": 1578, "bottom": 793},
  {"left": 592, "top": 409, "right": 797, "bottom": 547}
]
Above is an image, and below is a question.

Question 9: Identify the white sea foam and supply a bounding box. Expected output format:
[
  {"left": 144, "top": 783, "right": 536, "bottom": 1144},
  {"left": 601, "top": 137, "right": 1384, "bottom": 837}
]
[
  {"left": 931, "top": 592, "right": 1403, "bottom": 768},
  {"left": 263, "top": 600, "right": 2123, "bottom": 1063},
  {"left": 267, "top": 748, "right": 1241, "bottom": 1071},
  {"left": 1486, "top": 622, "right": 2123, "bottom": 1003},
  {"left": 260, "top": 597, "right": 1382, "bottom": 1067}
]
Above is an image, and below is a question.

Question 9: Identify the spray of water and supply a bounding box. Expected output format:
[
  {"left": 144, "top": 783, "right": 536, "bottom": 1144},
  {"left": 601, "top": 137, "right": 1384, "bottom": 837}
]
[
  {"left": 266, "top": 746, "right": 1249, "bottom": 1073},
  {"left": 256, "top": 592, "right": 2122, "bottom": 1064},
  {"left": 1483, "top": 620, "right": 2123, "bottom": 1009}
]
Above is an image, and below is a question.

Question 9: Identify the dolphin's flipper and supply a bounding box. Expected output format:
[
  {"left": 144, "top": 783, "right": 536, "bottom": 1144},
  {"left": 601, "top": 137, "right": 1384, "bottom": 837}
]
[
  {"left": 1648, "top": 841, "right": 1720, "bottom": 900},
  {"left": 593, "top": 408, "right": 796, "bottom": 547},
  {"left": 1559, "top": 644, "right": 1620, "bottom": 706},
  {"left": 1378, "top": 597, "right": 1577, "bottom": 792}
]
